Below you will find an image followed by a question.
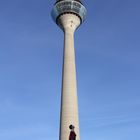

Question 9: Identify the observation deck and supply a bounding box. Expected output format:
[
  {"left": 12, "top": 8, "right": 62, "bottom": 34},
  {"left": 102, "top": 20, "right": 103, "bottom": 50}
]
[{"left": 51, "top": 0, "right": 87, "bottom": 24}]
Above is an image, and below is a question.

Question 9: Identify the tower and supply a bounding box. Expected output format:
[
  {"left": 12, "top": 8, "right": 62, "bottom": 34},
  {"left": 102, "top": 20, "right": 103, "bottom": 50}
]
[{"left": 51, "top": 1, "right": 87, "bottom": 140}]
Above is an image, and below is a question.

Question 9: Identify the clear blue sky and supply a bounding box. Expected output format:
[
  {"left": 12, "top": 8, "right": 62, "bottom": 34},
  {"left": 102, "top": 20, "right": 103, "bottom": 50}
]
[{"left": 0, "top": 0, "right": 140, "bottom": 140}]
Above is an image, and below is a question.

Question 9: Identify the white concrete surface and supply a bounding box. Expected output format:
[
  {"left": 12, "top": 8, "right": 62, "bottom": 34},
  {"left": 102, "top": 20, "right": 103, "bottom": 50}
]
[{"left": 58, "top": 14, "right": 81, "bottom": 140}]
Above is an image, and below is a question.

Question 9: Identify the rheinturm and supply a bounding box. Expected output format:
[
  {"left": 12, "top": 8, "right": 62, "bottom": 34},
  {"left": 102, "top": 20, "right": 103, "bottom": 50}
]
[{"left": 51, "top": 0, "right": 87, "bottom": 140}]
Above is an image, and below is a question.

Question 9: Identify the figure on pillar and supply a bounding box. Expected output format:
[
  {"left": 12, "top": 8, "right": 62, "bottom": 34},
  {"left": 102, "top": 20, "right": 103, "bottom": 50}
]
[{"left": 69, "top": 125, "right": 76, "bottom": 140}]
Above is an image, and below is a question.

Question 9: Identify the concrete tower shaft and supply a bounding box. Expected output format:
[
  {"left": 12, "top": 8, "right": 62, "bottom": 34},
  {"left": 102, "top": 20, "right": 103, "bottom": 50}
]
[
  {"left": 59, "top": 14, "right": 80, "bottom": 140},
  {"left": 58, "top": 14, "right": 80, "bottom": 32}
]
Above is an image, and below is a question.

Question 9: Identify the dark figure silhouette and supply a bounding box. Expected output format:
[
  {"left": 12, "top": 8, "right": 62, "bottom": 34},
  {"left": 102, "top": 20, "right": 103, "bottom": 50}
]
[{"left": 69, "top": 125, "right": 76, "bottom": 140}]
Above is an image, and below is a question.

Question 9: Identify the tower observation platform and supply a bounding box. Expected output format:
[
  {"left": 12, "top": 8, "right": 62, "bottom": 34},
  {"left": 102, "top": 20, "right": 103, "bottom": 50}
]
[{"left": 52, "top": 0, "right": 87, "bottom": 24}]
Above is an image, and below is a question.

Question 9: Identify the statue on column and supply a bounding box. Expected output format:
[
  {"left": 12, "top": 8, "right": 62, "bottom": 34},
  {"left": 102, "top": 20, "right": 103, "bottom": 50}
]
[{"left": 69, "top": 125, "right": 76, "bottom": 140}]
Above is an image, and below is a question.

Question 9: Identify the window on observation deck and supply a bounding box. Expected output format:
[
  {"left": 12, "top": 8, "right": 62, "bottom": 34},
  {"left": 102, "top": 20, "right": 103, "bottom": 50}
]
[{"left": 56, "top": 1, "right": 82, "bottom": 14}]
